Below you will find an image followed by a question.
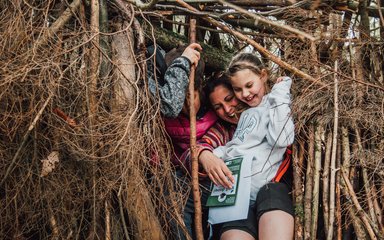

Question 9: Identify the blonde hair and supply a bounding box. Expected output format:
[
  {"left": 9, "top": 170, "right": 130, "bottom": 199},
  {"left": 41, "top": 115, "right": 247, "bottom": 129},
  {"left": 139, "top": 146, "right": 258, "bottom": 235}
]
[{"left": 226, "top": 52, "right": 270, "bottom": 92}]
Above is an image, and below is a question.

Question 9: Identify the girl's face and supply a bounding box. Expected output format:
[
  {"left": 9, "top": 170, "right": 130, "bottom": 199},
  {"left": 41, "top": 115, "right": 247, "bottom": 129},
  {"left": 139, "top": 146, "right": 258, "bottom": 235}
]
[
  {"left": 209, "top": 85, "right": 241, "bottom": 124},
  {"left": 230, "top": 68, "right": 267, "bottom": 107}
]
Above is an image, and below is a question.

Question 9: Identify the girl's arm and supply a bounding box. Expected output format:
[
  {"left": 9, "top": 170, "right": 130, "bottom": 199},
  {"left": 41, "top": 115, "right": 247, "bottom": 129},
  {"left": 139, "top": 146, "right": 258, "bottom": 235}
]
[{"left": 266, "top": 76, "right": 295, "bottom": 147}]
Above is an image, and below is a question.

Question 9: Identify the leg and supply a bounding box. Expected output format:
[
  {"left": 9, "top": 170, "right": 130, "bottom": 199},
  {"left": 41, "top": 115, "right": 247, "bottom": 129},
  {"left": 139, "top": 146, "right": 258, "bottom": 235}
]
[
  {"left": 218, "top": 204, "right": 258, "bottom": 240},
  {"left": 258, "top": 210, "right": 294, "bottom": 240},
  {"left": 255, "top": 182, "right": 295, "bottom": 240},
  {"left": 221, "top": 229, "right": 255, "bottom": 240}
]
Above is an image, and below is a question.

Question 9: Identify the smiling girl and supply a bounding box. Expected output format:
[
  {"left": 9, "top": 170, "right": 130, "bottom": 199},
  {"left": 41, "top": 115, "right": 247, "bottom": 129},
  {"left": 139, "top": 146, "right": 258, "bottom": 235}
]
[{"left": 211, "top": 52, "right": 295, "bottom": 240}]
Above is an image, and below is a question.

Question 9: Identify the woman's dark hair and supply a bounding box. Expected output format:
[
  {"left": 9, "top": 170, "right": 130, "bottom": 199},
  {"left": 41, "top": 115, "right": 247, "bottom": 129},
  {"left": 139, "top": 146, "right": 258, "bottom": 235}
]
[
  {"left": 204, "top": 73, "right": 232, "bottom": 105},
  {"left": 226, "top": 52, "right": 266, "bottom": 77},
  {"left": 205, "top": 73, "right": 248, "bottom": 116}
]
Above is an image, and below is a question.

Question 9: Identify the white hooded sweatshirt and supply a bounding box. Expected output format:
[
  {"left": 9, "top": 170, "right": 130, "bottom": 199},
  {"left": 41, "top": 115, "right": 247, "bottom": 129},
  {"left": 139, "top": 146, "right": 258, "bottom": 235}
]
[{"left": 213, "top": 76, "right": 294, "bottom": 201}]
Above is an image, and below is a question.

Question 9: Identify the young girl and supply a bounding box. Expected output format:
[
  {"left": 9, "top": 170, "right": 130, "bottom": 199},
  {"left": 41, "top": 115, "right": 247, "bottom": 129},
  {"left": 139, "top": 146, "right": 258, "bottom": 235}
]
[{"left": 212, "top": 52, "right": 295, "bottom": 240}]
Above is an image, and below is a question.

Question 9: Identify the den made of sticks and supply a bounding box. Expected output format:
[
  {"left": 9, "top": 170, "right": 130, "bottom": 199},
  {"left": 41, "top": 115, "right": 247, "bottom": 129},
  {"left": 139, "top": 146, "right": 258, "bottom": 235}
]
[{"left": 0, "top": 0, "right": 383, "bottom": 239}]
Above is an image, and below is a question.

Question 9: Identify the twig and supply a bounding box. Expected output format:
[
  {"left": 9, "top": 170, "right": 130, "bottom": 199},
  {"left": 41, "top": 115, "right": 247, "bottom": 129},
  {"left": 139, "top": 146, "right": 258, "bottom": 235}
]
[
  {"left": 173, "top": 0, "right": 326, "bottom": 88},
  {"left": 89, "top": 0, "right": 100, "bottom": 237},
  {"left": 293, "top": 141, "right": 304, "bottom": 240},
  {"left": 105, "top": 199, "right": 111, "bottom": 240},
  {"left": 336, "top": 142, "right": 342, "bottom": 240},
  {"left": 310, "top": 124, "right": 323, "bottom": 240},
  {"left": 125, "top": 0, "right": 158, "bottom": 10},
  {"left": 34, "top": 0, "right": 82, "bottom": 48},
  {"left": 188, "top": 18, "right": 204, "bottom": 240},
  {"left": 217, "top": 0, "right": 316, "bottom": 42},
  {"left": 326, "top": 60, "right": 339, "bottom": 240},
  {"left": 0, "top": 94, "right": 53, "bottom": 186},
  {"left": 370, "top": 184, "right": 384, "bottom": 232},
  {"left": 354, "top": 127, "right": 381, "bottom": 235},
  {"left": 322, "top": 131, "right": 332, "bottom": 236},
  {"left": 304, "top": 124, "right": 314, "bottom": 240},
  {"left": 376, "top": 0, "right": 384, "bottom": 28},
  {"left": 341, "top": 169, "right": 379, "bottom": 240},
  {"left": 118, "top": 185, "right": 131, "bottom": 240}
]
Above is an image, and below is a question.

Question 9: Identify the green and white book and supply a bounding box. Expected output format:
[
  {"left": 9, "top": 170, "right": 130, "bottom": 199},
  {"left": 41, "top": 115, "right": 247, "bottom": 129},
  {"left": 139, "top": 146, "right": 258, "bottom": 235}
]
[
  {"left": 206, "top": 156, "right": 243, "bottom": 207},
  {"left": 208, "top": 154, "right": 252, "bottom": 224}
]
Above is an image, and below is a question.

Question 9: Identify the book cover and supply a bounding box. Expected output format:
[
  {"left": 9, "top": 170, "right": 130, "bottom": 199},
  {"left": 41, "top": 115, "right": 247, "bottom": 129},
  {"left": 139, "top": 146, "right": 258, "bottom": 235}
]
[{"left": 206, "top": 156, "right": 243, "bottom": 207}]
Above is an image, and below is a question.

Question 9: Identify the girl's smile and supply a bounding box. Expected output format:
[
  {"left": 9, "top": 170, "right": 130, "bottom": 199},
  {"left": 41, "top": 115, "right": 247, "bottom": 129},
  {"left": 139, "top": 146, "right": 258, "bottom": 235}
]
[{"left": 230, "top": 68, "right": 267, "bottom": 107}]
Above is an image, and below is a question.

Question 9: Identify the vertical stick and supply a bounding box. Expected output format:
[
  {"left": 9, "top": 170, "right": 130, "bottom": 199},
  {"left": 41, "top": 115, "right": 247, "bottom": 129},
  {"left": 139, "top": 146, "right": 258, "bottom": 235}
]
[
  {"left": 336, "top": 142, "right": 342, "bottom": 240},
  {"left": 188, "top": 18, "right": 203, "bottom": 240},
  {"left": 89, "top": 0, "right": 100, "bottom": 238},
  {"left": 105, "top": 199, "right": 111, "bottom": 240},
  {"left": 304, "top": 124, "right": 315, "bottom": 240},
  {"left": 341, "top": 169, "right": 379, "bottom": 240},
  {"left": 326, "top": 60, "right": 339, "bottom": 240},
  {"left": 322, "top": 131, "right": 332, "bottom": 237},
  {"left": 354, "top": 128, "right": 381, "bottom": 235},
  {"left": 293, "top": 141, "right": 305, "bottom": 240},
  {"left": 310, "top": 124, "right": 323, "bottom": 240}
]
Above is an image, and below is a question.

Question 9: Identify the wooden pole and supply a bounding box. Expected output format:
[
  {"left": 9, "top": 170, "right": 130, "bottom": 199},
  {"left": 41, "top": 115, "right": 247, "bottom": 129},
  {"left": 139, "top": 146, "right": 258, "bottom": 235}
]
[
  {"left": 188, "top": 18, "right": 204, "bottom": 240},
  {"left": 326, "top": 60, "right": 339, "bottom": 240}
]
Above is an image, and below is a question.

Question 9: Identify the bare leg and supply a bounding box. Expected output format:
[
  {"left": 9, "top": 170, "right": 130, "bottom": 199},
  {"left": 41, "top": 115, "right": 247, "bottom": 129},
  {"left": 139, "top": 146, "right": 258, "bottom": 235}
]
[
  {"left": 221, "top": 229, "right": 255, "bottom": 240},
  {"left": 258, "top": 210, "right": 294, "bottom": 240}
]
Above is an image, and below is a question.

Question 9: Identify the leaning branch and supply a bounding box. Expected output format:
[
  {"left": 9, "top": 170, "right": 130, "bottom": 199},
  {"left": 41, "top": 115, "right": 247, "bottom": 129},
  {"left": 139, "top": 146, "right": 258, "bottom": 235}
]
[
  {"left": 218, "top": 0, "right": 316, "bottom": 41},
  {"left": 0, "top": 94, "right": 53, "bottom": 186},
  {"left": 174, "top": 0, "right": 326, "bottom": 88},
  {"left": 34, "top": 0, "right": 82, "bottom": 48}
]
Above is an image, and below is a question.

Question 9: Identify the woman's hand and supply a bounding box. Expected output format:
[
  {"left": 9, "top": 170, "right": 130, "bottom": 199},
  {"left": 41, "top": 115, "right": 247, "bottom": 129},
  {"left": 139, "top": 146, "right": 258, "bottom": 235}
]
[
  {"left": 182, "top": 43, "right": 202, "bottom": 66},
  {"left": 199, "top": 150, "right": 234, "bottom": 189}
]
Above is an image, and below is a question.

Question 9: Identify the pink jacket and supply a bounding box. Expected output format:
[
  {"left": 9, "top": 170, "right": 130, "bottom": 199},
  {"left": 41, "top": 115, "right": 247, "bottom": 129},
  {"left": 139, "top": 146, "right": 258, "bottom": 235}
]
[{"left": 163, "top": 110, "right": 218, "bottom": 166}]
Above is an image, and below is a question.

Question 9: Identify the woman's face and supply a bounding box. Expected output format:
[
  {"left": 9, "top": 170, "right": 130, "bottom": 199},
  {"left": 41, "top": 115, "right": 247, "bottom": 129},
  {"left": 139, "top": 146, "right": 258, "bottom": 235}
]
[
  {"left": 209, "top": 85, "right": 241, "bottom": 124},
  {"left": 230, "top": 69, "right": 267, "bottom": 107}
]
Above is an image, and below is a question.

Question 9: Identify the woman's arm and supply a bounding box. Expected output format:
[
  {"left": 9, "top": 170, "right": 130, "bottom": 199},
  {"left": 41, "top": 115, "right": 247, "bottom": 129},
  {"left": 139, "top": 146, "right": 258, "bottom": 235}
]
[
  {"left": 148, "top": 43, "right": 202, "bottom": 118},
  {"left": 148, "top": 56, "right": 191, "bottom": 118},
  {"left": 179, "top": 121, "right": 235, "bottom": 187}
]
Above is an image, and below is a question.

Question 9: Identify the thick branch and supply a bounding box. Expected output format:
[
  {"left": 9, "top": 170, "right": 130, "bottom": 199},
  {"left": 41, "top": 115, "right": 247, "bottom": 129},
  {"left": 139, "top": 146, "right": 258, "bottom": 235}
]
[
  {"left": 143, "top": 24, "right": 233, "bottom": 70},
  {"left": 174, "top": 0, "right": 326, "bottom": 87}
]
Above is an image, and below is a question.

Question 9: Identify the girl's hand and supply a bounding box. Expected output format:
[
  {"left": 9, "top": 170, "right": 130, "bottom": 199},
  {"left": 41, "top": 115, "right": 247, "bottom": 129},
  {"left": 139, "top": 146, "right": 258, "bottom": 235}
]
[
  {"left": 199, "top": 150, "right": 234, "bottom": 189},
  {"left": 276, "top": 76, "right": 287, "bottom": 83},
  {"left": 181, "top": 43, "right": 202, "bottom": 66}
]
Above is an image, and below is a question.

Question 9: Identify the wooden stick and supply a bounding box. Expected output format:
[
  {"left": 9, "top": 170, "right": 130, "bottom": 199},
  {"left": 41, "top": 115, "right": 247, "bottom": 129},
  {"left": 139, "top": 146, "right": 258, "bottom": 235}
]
[
  {"left": 217, "top": 0, "right": 316, "bottom": 41},
  {"left": 336, "top": 142, "right": 342, "bottom": 240},
  {"left": 326, "top": 60, "right": 339, "bottom": 240},
  {"left": 0, "top": 94, "right": 53, "bottom": 186},
  {"left": 89, "top": 0, "right": 100, "bottom": 238},
  {"left": 34, "top": 0, "right": 82, "bottom": 48},
  {"left": 354, "top": 128, "right": 381, "bottom": 235},
  {"left": 304, "top": 124, "right": 314, "bottom": 240},
  {"left": 310, "top": 124, "right": 323, "bottom": 240},
  {"left": 105, "top": 199, "right": 111, "bottom": 240},
  {"left": 322, "top": 131, "right": 332, "bottom": 236},
  {"left": 188, "top": 18, "right": 204, "bottom": 240},
  {"left": 370, "top": 183, "right": 384, "bottom": 233},
  {"left": 293, "top": 141, "right": 305, "bottom": 240},
  {"left": 174, "top": 0, "right": 326, "bottom": 87},
  {"left": 341, "top": 169, "right": 379, "bottom": 240}
]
